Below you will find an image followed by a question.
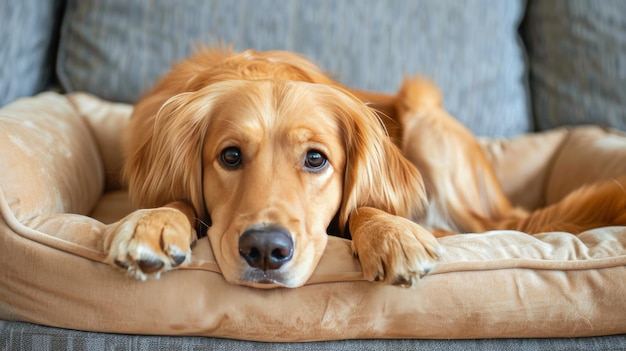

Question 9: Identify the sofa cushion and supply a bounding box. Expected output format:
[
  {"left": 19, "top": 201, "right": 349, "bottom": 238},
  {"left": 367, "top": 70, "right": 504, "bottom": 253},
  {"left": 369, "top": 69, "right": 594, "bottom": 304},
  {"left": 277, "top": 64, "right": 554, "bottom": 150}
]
[
  {"left": 523, "top": 0, "right": 626, "bottom": 132},
  {"left": 57, "top": 0, "right": 530, "bottom": 137},
  {"left": 1, "top": 93, "right": 626, "bottom": 341},
  {"left": 0, "top": 0, "right": 65, "bottom": 106}
]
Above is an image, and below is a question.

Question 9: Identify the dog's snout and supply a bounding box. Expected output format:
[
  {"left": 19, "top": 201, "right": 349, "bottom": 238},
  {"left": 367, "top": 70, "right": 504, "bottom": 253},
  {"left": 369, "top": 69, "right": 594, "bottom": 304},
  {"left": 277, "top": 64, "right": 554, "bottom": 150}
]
[{"left": 239, "top": 225, "right": 294, "bottom": 271}]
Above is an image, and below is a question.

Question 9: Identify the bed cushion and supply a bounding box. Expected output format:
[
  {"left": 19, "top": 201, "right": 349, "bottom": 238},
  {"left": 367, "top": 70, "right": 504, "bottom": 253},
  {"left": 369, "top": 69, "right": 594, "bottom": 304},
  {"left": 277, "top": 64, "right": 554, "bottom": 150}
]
[
  {"left": 1, "top": 93, "right": 625, "bottom": 341},
  {"left": 57, "top": 0, "right": 529, "bottom": 138}
]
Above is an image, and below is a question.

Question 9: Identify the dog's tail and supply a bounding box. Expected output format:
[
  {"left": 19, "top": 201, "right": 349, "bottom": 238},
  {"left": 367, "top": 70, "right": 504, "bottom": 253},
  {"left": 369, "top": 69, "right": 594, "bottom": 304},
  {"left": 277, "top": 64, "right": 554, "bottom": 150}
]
[
  {"left": 395, "top": 77, "right": 443, "bottom": 117},
  {"left": 495, "top": 176, "right": 626, "bottom": 234}
]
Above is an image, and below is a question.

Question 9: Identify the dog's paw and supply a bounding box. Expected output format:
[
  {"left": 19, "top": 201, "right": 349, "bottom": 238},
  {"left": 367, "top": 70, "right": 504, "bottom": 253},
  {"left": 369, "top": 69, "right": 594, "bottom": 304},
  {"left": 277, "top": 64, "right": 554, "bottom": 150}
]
[
  {"left": 351, "top": 215, "right": 443, "bottom": 287},
  {"left": 103, "top": 207, "right": 196, "bottom": 280}
]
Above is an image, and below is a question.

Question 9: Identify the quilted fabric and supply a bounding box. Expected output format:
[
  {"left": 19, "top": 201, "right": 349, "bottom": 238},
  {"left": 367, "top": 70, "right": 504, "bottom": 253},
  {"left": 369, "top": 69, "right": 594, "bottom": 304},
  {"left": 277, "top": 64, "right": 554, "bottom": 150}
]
[
  {"left": 57, "top": 0, "right": 530, "bottom": 137},
  {"left": 1, "top": 93, "right": 626, "bottom": 341}
]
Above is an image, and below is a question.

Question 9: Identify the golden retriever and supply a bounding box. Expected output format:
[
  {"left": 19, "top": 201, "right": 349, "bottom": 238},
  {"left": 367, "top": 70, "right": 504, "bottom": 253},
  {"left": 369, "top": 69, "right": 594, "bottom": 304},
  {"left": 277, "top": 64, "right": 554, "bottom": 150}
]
[{"left": 103, "top": 48, "right": 626, "bottom": 288}]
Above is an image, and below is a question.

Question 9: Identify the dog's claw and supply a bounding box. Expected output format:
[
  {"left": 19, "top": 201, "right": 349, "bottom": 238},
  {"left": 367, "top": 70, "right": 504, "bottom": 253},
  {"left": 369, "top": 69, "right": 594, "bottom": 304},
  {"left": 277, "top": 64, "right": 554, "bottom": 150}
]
[
  {"left": 114, "top": 259, "right": 130, "bottom": 269},
  {"left": 392, "top": 276, "right": 412, "bottom": 287}
]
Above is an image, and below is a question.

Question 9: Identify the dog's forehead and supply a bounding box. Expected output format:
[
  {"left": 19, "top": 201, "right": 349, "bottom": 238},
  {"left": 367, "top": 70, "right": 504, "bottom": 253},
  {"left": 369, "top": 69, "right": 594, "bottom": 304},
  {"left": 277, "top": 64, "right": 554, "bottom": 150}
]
[{"left": 208, "top": 81, "right": 343, "bottom": 141}]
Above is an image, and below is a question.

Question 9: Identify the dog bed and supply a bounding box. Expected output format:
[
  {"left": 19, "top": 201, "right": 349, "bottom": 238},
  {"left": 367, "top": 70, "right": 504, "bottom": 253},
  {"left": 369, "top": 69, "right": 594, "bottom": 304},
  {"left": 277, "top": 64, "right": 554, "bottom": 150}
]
[{"left": 1, "top": 92, "right": 625, "bottom": 341}]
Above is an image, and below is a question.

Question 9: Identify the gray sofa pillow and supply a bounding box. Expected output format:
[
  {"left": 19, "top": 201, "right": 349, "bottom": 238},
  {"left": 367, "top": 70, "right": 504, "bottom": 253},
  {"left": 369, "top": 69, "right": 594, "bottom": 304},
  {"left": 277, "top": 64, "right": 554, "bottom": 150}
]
[
  {"left": 0, "top": 0, "right": 64, "bottom": 107},
  {"left": 523, "top": 0, "right": 626, "bottom": 131},
  {"left": 57, "top": 0, "right": 530, "bottom": 137}
]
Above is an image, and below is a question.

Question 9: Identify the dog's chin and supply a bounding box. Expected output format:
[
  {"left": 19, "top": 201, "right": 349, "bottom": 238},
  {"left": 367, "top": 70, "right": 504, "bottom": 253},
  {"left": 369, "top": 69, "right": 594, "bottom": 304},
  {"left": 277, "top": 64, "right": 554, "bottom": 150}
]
[
  {"left": 240, "top": 269, "right": 292, "bottom": 289},
  {"left": 236, "top": 267, "right": 311, "bottom": 289}
]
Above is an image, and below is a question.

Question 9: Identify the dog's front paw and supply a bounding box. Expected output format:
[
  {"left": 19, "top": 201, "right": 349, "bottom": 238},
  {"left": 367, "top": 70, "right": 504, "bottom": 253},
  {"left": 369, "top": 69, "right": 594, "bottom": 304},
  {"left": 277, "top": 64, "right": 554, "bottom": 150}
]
[
  {"left": 103, "top": 207, "right": 196, "bottom": 280},
  {"left": 351, "top": 212, "right": 443, "bottom": 287}
]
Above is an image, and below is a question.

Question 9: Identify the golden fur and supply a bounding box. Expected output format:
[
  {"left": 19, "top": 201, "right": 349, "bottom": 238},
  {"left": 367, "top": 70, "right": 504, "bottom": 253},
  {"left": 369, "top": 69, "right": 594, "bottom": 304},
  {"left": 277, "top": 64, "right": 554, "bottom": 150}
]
[{"left": 103, "top": 49, "right": 626, "bottom": 288}]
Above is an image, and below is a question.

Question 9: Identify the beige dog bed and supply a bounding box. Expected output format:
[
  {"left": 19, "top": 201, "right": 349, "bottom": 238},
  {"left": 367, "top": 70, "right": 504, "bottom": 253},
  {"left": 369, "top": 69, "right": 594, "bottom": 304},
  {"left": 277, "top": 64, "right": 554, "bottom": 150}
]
[{"left": 1, "top": 92, "right": 626, "bottom": 341}]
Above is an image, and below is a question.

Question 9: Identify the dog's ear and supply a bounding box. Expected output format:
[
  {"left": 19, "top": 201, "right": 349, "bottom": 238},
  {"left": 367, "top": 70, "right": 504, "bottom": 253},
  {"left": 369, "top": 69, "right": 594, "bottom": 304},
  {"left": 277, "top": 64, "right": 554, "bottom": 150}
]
[
  {"left": 328, "top": 89, "right": 429, "bottom": 234},
  {"left": 124, "top": 90, "right": 217, "bottom": 216}
]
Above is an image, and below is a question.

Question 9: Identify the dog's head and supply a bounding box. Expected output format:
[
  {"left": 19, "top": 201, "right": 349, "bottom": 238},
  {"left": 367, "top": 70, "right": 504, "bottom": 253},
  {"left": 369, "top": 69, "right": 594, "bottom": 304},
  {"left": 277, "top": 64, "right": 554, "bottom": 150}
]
[{"left": 125, "top": 51, "right": 426, "bottom": 288}]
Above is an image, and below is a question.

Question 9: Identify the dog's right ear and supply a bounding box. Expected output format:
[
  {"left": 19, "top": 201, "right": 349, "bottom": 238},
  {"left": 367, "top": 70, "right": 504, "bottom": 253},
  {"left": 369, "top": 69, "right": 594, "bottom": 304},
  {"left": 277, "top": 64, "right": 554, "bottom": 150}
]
[{"left": 123, "top": 89, "right": 219, "bottom": 216}]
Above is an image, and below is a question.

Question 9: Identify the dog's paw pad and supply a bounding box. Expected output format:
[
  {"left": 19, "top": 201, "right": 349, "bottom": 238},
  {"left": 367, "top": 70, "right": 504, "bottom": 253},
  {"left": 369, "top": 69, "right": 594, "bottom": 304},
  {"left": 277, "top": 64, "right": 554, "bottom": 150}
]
[
  {"left": 171, "top": 252, "right": 187, "bottom": 267},
  {"left": 137, "top": 257, "right": 165, "bottom": 274}
]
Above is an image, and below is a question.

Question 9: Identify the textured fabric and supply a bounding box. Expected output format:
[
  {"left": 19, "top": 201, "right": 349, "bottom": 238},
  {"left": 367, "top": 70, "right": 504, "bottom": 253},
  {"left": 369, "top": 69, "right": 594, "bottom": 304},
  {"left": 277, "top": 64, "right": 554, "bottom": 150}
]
[
  {"left": 0, "top": 92, "right": 104, "bottom": 221},
  {"left": 1, "top": 93, "right": 626, "bottom": 341},
  {"left": 523, "top": 0, "right": 626, "bottom": 132},
  {"left": 57, "top": 0, "right": 530, "bottom": 137},
  {"left": 480, "top": 129, "right": 569, "bottom": 210},
  {"left": 482, "top": 126, "right": 626, "bottom": 209},
  {"left": 67, "top": 93, "right": 133, "bottom": 192},
  {"left": 2, "top": 321, "right": 626, "bottom": 351},
  {"left": 545, "top": 127, "right": 626, "bottom": 204},
  {"left": 0, "top": 0, "right": 65, "bottom": 107}
]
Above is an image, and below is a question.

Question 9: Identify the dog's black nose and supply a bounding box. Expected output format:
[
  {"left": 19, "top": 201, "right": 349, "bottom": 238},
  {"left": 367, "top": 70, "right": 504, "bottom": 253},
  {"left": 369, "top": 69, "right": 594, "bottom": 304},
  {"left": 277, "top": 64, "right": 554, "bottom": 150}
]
[{"left": 239, "top": 225, "right": 294, "bottom": 271}]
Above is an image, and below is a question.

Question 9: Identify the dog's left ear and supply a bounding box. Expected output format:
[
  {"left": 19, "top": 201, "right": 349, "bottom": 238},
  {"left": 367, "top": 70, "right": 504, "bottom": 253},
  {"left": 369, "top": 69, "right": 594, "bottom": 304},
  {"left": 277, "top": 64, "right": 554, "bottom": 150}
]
[{"left": 326, "top": 88, "right": 428, "bottom": 234}]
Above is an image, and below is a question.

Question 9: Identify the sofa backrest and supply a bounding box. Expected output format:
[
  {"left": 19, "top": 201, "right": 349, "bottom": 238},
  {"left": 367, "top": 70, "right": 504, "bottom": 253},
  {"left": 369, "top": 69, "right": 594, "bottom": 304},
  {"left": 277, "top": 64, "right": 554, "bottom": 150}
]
[
  {"left": 1, "top": 0, "right": 530, "bottom": 138},
  {"left": 3, "top": 0, "right": 626, "bottom": 137},
  {"left": 0, "top": 0, "right": 65, "bottom": 107},
  {"left": 521, "top": 0, "right": 626, "bottom": 132}
]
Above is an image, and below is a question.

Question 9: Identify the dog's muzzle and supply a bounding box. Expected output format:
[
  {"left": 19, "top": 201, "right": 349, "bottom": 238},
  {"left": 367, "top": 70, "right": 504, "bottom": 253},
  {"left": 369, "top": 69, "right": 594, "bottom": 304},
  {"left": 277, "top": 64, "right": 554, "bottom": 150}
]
[{"left": 238, "top": 224, "right": 294, "bottom": 272}]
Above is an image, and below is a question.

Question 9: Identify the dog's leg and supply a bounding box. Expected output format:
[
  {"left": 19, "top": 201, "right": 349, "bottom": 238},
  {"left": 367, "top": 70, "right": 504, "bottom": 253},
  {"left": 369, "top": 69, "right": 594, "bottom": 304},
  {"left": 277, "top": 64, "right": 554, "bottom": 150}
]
[
  {"left": 103, "top": 201, "right": 197, "bottom": 280},
  {"left": 395, "top": 78, "right": 525, "bottom": 233},
  {"left": 349, "top": 207, "right": 443, "bottom": 287}
]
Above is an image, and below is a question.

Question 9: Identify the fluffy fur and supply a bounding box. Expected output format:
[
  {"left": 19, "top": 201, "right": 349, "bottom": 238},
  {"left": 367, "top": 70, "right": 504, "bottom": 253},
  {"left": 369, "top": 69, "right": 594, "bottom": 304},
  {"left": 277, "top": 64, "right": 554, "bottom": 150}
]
[{"left": 103, "top": 48, "right": 626, "bottom": 288}]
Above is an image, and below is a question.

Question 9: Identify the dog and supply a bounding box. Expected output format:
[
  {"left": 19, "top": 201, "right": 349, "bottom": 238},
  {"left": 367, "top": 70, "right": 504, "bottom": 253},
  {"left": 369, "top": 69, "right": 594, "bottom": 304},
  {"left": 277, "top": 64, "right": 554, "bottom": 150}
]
[{"left": 103, "top": 48, "right": 626, "bottom": 288}]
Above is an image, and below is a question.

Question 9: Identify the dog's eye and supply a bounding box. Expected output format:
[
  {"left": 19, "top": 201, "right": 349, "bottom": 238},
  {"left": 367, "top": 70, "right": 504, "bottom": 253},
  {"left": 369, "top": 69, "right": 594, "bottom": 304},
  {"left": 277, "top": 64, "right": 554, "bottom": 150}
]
[
  {"left": 220, "top": 147, "right": 242, "bottom": 169},
  {"left": 303, "top": 149, "right": 328, "bottom": 172}
]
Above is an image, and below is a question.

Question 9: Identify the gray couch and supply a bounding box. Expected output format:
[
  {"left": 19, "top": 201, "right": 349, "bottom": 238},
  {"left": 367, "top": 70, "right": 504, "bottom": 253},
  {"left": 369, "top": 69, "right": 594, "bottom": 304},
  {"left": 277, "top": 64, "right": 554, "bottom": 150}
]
[
  {"left": 2, "top": 0, "right": 626, "bottom": 349},
  {"left": 3, "top": 319, "right": 626, "bottom": 350}
]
